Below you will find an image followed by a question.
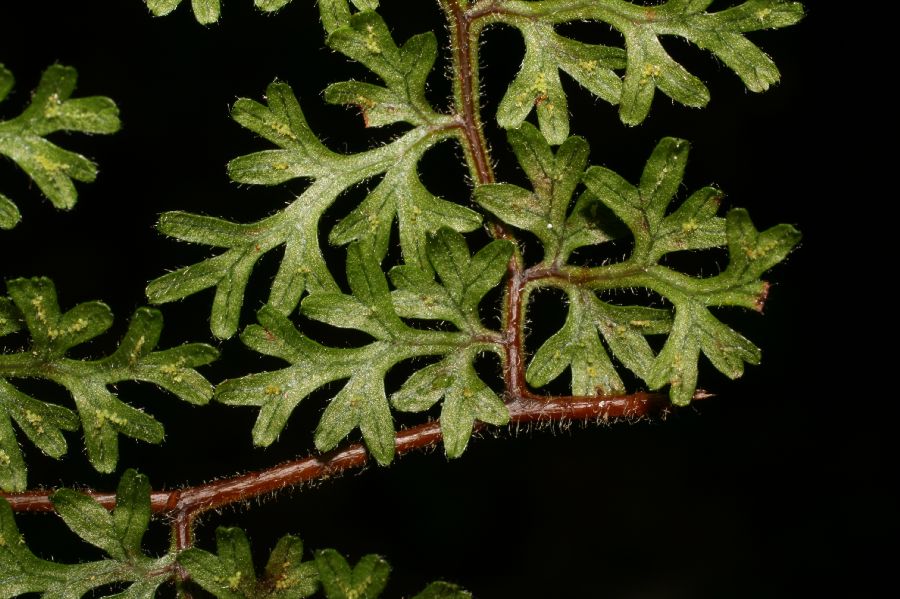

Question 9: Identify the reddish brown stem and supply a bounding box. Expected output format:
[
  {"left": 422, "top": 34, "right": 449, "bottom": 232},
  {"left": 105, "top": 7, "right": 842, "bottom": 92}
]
[
  {"left": 2, "top": 259, "right": 694, "bottom": 527},
  {"left": 443, "top": 0, "right": 494, "bottom": 186},
  {"left": 1, "top": 391, "right": 678, "bottom": 516},
  {"left": 504, "top": 259, "right": 529, "bottom": 397}
]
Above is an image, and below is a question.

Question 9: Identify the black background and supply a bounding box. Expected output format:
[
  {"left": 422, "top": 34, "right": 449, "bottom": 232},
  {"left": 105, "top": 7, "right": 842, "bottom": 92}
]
[{"left": 0, "top": 2, "right": 885, "bottom": 598}]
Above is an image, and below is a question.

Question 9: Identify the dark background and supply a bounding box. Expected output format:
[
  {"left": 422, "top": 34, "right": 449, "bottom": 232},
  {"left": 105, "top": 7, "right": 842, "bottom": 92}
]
[{"left": 0, "top": 2, "right": 883, "bottom": 597}]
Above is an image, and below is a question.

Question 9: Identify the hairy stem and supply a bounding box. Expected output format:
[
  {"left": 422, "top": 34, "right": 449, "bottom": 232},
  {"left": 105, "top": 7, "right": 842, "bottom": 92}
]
[
  {"left": 442, "top": 0, "right": 494, "bottom": 186},
  {"left": 1, "top": 391, "right": 677, "bottom": 516},
  {"left": 503, "top": 260, "right": 529, "bottom": 398}
]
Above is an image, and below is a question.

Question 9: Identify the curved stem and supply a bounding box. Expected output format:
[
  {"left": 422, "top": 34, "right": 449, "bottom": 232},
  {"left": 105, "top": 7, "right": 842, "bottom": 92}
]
[{"left": 1, "top": 390, "right": 686, "bottom": 516}]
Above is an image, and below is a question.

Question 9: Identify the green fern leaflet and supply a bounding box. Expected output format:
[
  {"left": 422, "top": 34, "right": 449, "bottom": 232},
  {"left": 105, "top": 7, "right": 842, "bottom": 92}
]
[
  {"left": 147, "top": 10, "right": 480, "bottom": 338},
  {"left": 476, "top": 123, "right": 800, "bottom": 405},
  {"left": 0, "top": 64, "right": 119, "bottom": 229},
  {"left": 0, "top": 470, "right": 174, "bottom": 597},
  {"left": 216, "top": 235, "right": 511, "bottom": 464},
  {"left": 492, "top": 0, "right": 804, "bottom": 140},
  {"left": 0, "top": 278, "right": 217, "bottom": 491}
]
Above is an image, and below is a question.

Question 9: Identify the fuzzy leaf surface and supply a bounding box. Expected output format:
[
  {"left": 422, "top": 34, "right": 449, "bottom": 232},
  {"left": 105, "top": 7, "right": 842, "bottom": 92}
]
[
  {"left": 493, "top": 0, "right": 803, "bottom": 130},
  {"left": 255, "top": 0, "right": 294, "bottom": 12},
  {"left": 148, "top": 47, "right": 476, "bottom": 337},
  {"left": 325, "top": 11, "right": 441, "bottom": 128},
  {"left": 632, "top": 208, "right": 800, "bottom": 404},
  {"left": 391, "top": 228, "right": 513, "bottom": 333},
  {"left": 0, "top": 278, "right": 217, "bottom": 490},
  {"left": 0, "top": 298, "right": 22, "bottom": 336},
  {"left": 582, "top": 138, "right": 798, "bottom": 404},
  {"left": 313, "top": 549, "right": 469, "bottom": 599},
  {"left": 475, "top": 123, "right": 616, "bottom": 263},
  {"left": 583, "top": 137, "right": 726, "bottom": 264},
  {"left": 0, "top": 64, "right": 119, "bottom": 229},
  {"left": 496, "top": 22, "right": 625, "bottom": 144},
  {"left": 144, "top": 0, "right": 220, "bottom": 23},
  {"left": 484, "top": 128, "right": 797, "bottom": 404},
  {"left": 0, "top": 470, "right": 173, "bottom": 598},
  {"left": 180, "top": 528, "right": 318, "bottom": 599},
  {"left": 315, "top": 550, "right": 389, "bottom": 599},
  {"left": 216, "top": 238, "right": 507, "bottom": 463},
  {"left": 181, "top": 530, "right": 468, "bottom": 599},
  {"left": 391, "top": 348, "right": 508, "bottom": 458},
  {"left": 319, "top": 0, "right": 381, "bottom": 34},
  {"left": 527, "top": 288, "right": 671, "bottom": 395},
  {"left": 146, "top": 0, "right": 380, "bottom": 25},
  {"left": 412, "top": 583, "right": 472, "bottom": 599}
]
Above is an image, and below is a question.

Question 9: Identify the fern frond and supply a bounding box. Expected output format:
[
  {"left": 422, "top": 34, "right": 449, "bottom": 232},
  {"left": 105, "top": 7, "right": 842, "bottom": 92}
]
[
  {"left": 147, "top": 11, "right": 480, "bottom": 339},
  {"left": 0, "top": 470, "right": 174, "bottom": 597},
  {"left": 0, "top": 64, "right": 119, "bottom": 229},
  {"left": 492, "top": 0, "right": 804, "bottom": 139},
  {"left": 476, "top": 124, "right": 799, "bottom": 405},
  {"left": 217, "top": 234, "right": 511, "bottom": 463},
  {"left": 0, "top": 278, "right": 217, "bottom": 491}
]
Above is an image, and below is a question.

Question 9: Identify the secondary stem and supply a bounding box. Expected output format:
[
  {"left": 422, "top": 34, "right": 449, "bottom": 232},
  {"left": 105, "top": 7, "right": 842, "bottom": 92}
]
[
  {"left": 440, "top": 0, "right": 538, "bottom": 404},
  {"left": 442, "top": 0, "right": 494, "bottom": 186}
]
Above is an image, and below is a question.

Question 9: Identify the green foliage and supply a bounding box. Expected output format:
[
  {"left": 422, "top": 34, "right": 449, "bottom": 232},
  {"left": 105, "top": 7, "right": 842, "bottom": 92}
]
[
  {"left": 183, "top": 535, "right": 470, "bottom": 599},
  {"left": 495, "top": 21, "right": 625, "bottom": 145},
  {"left": 147, "top": 9, "right": 481, "bottom": 338},
  {"left": 147, "top": 0, "right": 800, "bottom": 460},
  {"left": 0, "top": 64, "right": 119, "bottom": 229},
  {"left": 526, "top": 289, "right": 672, "bottom": 396},
  {"left": 322, "top": 10, "right": 437, "bottom": 126},
  {"left": 1, "top": 1, "right": 803, "bottom": 596},
  {"left": 319, "top": 0, "right": 381, "bottom": 34},
  {"left": 411, "top": 582, "right": 471, "bottom": 599},
  {"left": 1, "top": 469, "right": 470, "bottom": 598},
  {"left": 493, "top": 0, "right": 804, "bottom": 139},
  {"left": 144, "top": 0, "right": 382, "bottom": 24},
  {"left": 180, "top": 528, "right": 319, "bottom": 598},
  {"left": 314, "top": 549, "right": 469, "bottom": 599},
  {"left": 144, "top": 0, "right": 221, "bottom": 24},
  {"left": 477, "top": 124, "right": 799, "bottom": 405},
  {"left": 314, "top": 550, "right": 388, "bottom": 599},
  {"left": 0, "top": 469, "right": 174, "bottom": 597},
  {"left": 0, "top": 278, "right": 217, "bottom": 491},
  {"left": 474, "top": 123, "right": 614, "bottom": 263},
  {"left": 217, "top": 234, "right": 510, "bottom": 463}
]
